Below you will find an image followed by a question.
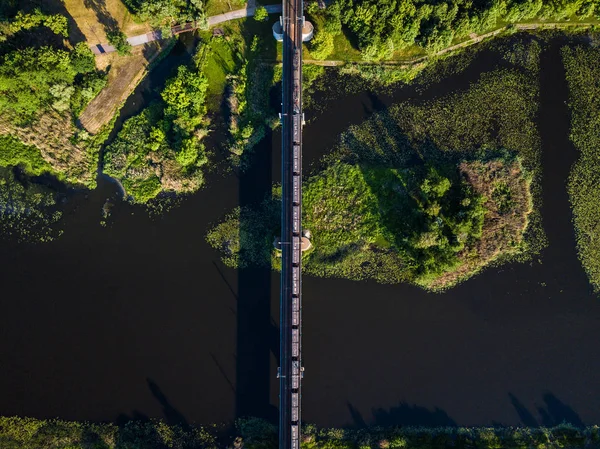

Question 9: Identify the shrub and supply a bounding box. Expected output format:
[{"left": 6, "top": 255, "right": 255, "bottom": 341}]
[
  {"left": 106, "top": 30, "right": 132, "bottom": 56},
  {"left": 254, "top": 6, "right": 269, "bottom": 22}
]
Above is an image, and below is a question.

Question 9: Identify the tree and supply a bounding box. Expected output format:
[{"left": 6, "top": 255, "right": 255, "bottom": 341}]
[
  {"left": 254, "top": 6, "right": 269, "bottom": 21},
  {"left": 309, "top": 30, "right": 334, "bottom": 60},
  {"left": 106, "top": 30, "right": 131, "bottom": 56}
]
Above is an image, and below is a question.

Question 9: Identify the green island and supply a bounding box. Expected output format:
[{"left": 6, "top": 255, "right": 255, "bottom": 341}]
[
  {"left": 0, "top": 416, "right": 599, "bottom": 449},
  {"left": 208, "top": 48, "right": 543, "bottom": 289},
  {"left": 562, "top": 45, "right": 600, "bottom": 293}
]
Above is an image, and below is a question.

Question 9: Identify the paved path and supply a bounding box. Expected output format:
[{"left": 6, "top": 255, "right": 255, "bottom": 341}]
[{"left": 91, "top": 4, "right": 282, "bottom": 55}]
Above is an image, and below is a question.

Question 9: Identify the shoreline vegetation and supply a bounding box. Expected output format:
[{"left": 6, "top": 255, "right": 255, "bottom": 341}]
[
  {"left": 207, "top": 39, "right": 543, "bottom": 290},
  {"left": 0, "top": 416, "right": 599, "bottom": 449},
  {"left": 562, "top": 45, "right": 600, "bottom": 293}
]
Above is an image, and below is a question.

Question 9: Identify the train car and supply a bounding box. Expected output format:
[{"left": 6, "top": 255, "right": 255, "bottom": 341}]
[
  {"left": 292, "top": 206, "right": 300, "bottom": 234},
  {"left": 291, "top": 426, "right": 299, "bottom": 449},
  {"left": 292, "top": 374, "right": 299, "bottom": 389},
  {"left": 292, "top": 341, "right": 299, "bottom": 357},
  {"left": 292, "top": 311, "right": 299, "bottom": 326},
  {"left": 293, "top": 175, "right": 300, "bottom": 204},
  {"left": 292, "top": 247, "right": 300, "bottom": 265},
  {"left": 292, "top": 296, "right": 299, "bottom": 312},
  {"left": 293, "top": 116, "right": 301, "bottom": 144},
  {"left": 292, "top": 405, "right": 299, "bottom": 421},
  {"left": 293, "top": 144, "right": 300, "bottom": 172},
  {"left": 293, "top": 236, "right": 300, "bottom": 252}
]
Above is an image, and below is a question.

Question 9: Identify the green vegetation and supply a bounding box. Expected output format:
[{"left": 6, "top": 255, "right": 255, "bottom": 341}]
[
  {"left": 122, "top": 0, "right": 206, "bottom": 27},
  {"left": 318, "top": 0, "right": 599, "bottom": 61},
  {"left": 104, "top": 44, "right": 210, "bottom": 203},
  {"left": 107, "top": 29, "right": 132, "bottom": 56},
  {"left": 0, "top": 416, "right": 599, "bottom": 449},
  {"left": 562, "top": 44, "right": 600, "bottom": 292},
  {"left": 228, "top": 35, "right": 277, "bottom": 162},
  {"left": 0, "top": 42, "right": 101, "bottom": 125},
  {"left": 0, "top": 136, "right": 57, "bottom": 178},
  {"left": 0, "top": 9, "right": 68, "bottom": 42},
  {"left": 208, "top": 55, "right": 543, "bottom": 289},
  {"left": 0, "top": 168, "right": 62, "bottom": 242},
  {"left": 0, "top": 9, "right": 108, "bottom": 188},
  {"left": 254, "top": 6, "right": 269, "bottom": 22}
]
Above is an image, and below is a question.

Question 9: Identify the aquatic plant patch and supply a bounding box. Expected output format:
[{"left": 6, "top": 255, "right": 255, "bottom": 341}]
[
  {"left": 562, "top": 45, "right": 600, "bottom": 292},
  {"left": 0, "top": 169, "right": 62, "bottom": 242}
]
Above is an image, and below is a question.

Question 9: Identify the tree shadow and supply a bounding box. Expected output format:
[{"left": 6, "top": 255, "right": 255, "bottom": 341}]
[
  {"left": 508, "top": 392, "right": 585, "bottom": 427},
  {"left": 83, "top": 0, "right": 121, "bottom": 35},
  {"left": 146, "top": 377, "right": 190, "bottom": 429},
  {"left": 347, "top": 401, "right": 457, "bottom": 428}
]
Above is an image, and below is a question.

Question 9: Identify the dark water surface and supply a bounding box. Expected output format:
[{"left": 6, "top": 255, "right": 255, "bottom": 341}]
[{"left": 1, "top": 37, "right": 600, "bottom": 428}]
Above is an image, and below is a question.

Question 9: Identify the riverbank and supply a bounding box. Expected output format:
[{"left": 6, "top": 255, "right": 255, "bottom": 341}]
[{"left": 0, "top": 416, "right": 598, "bottom": 449}]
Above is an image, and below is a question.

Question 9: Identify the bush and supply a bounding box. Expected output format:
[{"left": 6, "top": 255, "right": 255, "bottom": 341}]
[{"left": 254, "top": 6, "right": 269, "bottom": 22}]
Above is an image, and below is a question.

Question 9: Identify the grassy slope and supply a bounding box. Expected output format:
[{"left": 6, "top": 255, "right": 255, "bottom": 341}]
[{"left": 562, "top": 45, "right": 600, "bottom": 292}]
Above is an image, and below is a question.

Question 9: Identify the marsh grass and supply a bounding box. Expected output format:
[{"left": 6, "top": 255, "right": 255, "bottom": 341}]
[
  {"left": 0, "top": 168, "right": 62, "bottom": 242},
  {"left": 562, "top": 44, "right": 600, "bottom": 292}
]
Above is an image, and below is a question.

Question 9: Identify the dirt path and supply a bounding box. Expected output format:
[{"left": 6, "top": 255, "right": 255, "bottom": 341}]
[{"left": 79, "top": 40, "right": 171, "bottom": 134}]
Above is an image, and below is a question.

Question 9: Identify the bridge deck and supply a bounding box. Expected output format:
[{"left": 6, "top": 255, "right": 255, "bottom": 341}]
[{"left": 279, "top": 0, "right": 304, "bottom": 447}]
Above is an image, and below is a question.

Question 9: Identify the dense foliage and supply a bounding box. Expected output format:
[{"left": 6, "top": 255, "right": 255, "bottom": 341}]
[
  {"left": 0, "top": 416, "right": 599, "bottom": 449},
  {"left": 562, "top": 45, "right": 600, "bottom": 292},
  {"left": 0, "top": 168, "right": 62, "bottom": 242},
  {"left": 0, "top": 135, "right": 56, "bottom": 178},
  {"left": 104, "top": 45, "right": 210, "bottom": 203},
  {"left": 0, "top": 42, "right": 103, "bottom": 124},
  {"left": 208, "top": 54, "right": 541, "bottom": 289},
  {"left": 122, "top": 0, "right": 206, "bottom": 27},
  {"left": 0, "top": 9, "right": 68, "bottom": 42},
  {"left": 316, "top": 0, "right": 600, "bottom": 60}
]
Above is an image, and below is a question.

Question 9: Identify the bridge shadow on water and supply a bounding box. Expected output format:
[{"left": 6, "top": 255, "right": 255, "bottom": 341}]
[{"left": 235, "top": 132, "right": 279, "bottom": 423}]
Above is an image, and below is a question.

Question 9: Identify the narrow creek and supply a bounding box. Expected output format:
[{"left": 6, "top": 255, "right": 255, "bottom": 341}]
[{"left": 0, "top": 34, "right": 599, "bottom": 428}]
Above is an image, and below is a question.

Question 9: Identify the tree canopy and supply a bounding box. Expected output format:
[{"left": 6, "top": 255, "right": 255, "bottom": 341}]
[{"left": 333, "top": 0, "right": 600, "bottom": 59}]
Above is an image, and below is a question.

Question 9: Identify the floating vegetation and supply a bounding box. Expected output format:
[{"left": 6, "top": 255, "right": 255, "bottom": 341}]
[
  {"left": 0, "top": 168, "right": 62, "bottom": 242},
  {"left": 562, "top": 45, "right": 600, "bottom": 292}
]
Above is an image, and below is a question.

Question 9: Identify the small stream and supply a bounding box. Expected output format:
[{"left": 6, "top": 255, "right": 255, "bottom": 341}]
[{"left": 0, "top": 34, "right": 599, "bottom": 428}]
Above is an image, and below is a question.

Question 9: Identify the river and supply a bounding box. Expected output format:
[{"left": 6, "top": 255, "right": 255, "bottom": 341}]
[{"left": 0, "top": 35, "right": 599, "bottom": 429}]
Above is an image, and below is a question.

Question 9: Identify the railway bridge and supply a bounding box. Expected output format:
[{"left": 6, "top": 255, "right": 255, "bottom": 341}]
[{"left": 276, "top": 0, "right": 312, "bottom": 448}]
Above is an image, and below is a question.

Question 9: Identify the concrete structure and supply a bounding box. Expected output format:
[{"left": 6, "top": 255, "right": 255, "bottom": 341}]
[{"left": 273, "top": 18, "right": 313, "bottom": 42}]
